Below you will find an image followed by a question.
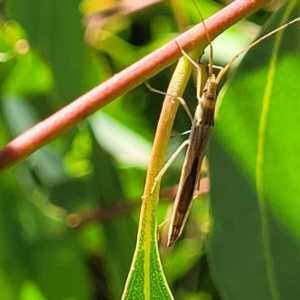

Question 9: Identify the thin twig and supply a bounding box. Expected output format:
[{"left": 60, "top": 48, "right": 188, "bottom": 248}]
[{"left": 0, "top": 0, "right": 271, "bottom": 172}]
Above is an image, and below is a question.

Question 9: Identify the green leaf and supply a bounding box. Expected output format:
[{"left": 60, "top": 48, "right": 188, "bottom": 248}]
[
  {"left": 19, "top": 281, "right": 46, "bottom": 300},
  {"left": 89, "top": 127, "right": 138, "bottom": 298},
  {"left": 7, "top": 0, "right": 85, "bottom": 103},
  {"left": 32, "top": 233, "right": 92, "bottom": 300},
  {"left": 0, "top": 20, "right": 53, "bottom": 96},
  {"left": 208, "top": 1, "right": 300, "bottom": 299},
  {"left": 122, "top": 229, "right": 174, "bottom": 300},
  {"left": 0, "top": 172, "right": 30, "bottom": 298},
  {"left": 2, "top": 49, "right": 53, "bottom": 96}
]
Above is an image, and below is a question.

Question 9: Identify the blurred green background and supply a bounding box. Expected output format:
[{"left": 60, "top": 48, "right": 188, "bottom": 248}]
[{"left": 0, "top": 0, "right": 295, "bottom": 299}]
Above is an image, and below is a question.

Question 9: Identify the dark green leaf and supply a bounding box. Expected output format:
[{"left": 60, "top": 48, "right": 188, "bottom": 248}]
[{"left": 208, "top": 2, "right": 300, "bottom": 299}]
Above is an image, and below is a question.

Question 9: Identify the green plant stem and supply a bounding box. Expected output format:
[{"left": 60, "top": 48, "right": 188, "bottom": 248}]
[{"left": 122, "top": 52, "right": 200, "bottom": 299}]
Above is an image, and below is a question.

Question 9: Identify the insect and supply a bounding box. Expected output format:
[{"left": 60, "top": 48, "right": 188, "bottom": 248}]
[{"left": 165, "top": 13, "right": 300, "bottom": 247}]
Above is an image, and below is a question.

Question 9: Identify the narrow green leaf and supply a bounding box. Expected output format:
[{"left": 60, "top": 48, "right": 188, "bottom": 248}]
[
  {"left": 32, "top": 233, "right": 92, "bottom": 300},
  {"left": 121, "top": 212, "right": 174, "bottom": 300},
  {"left": 89, "top": 128, "right": 137, "bottom": 298},
  {"left": 208, "top": 1, "right": 300, "bottom": 299},
  {"left": 121, "top": 49, "right": 201, "bottom": 300},
  {"left": 7, "top": 0, "right": 85, "bottom": 103},
  {"left": 2, "top": 49, "right": 53, "bottom": 96}
]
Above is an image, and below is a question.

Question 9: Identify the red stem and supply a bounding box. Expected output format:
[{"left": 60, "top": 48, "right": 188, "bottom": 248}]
[{"left": 0, "top": 0, "right": 270, "bottom": 172}]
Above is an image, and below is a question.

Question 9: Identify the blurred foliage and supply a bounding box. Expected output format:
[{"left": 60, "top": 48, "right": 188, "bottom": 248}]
[{"left": 0, "top": 0, "right": 299, "bottom": 299}]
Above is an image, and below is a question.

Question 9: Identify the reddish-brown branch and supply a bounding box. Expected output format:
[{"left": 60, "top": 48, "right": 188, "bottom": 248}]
[{"left": 0, "top": 0, "right": 270, "bottom": 172}]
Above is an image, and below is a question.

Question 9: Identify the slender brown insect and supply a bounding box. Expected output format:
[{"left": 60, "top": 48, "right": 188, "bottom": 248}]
[{"left": 167, "top": 14, "right": 300, "bottom": 247}]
